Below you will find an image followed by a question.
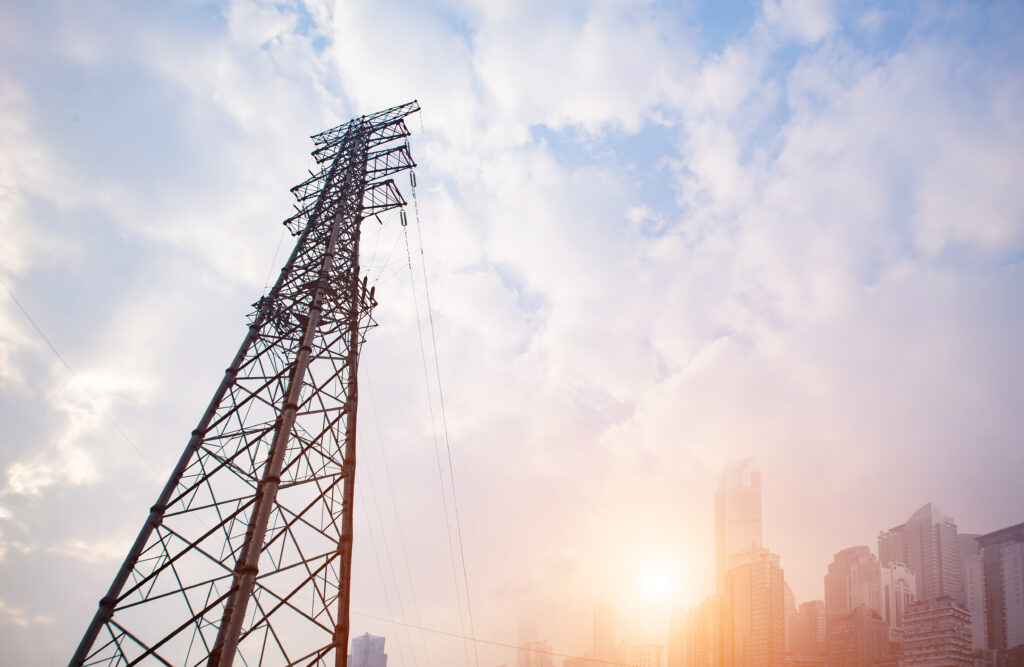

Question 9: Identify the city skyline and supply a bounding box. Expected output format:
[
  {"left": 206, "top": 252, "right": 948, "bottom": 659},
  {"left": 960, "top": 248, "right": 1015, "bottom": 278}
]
[
  {"left": 512, "top": 467, "right": 1022, "bottom": 667},
  {"left": 2, "top": 0, "right": 1023, "bottom": 665}
]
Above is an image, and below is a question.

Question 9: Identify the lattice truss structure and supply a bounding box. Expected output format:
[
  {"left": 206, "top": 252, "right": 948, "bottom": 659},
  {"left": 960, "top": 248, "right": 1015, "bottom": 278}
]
[{"left": 72, "top": 101, "right": 421, "bottom": 667}]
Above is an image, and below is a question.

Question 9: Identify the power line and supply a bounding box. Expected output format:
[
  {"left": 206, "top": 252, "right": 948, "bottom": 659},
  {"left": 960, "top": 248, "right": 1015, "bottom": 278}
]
[
  {"left": 350, "top": 610, "right": 637, "bottom": 667},
  {"left": 410, "top": 172, "right": 481, "bottom": 667},
  {"left": 0, "top": 278, "right": 158, "bottom": 475},
  {"left": 402, "top": 224, "right": 473, "bottom": 667}
]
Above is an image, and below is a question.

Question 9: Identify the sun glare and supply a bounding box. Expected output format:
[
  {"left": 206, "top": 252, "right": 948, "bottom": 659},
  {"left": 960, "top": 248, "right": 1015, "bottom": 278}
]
[{"left": 640, "top": 564, "right": 678, "bottom": 601}]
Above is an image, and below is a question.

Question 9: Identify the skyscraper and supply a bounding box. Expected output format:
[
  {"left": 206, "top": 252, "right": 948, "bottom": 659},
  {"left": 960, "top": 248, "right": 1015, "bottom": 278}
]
[
  {"left": 824, "top": 546, "right": 884, "bottom": 619},
  {"left": 977, "top": 521, "right": 1024, "bottom": 650},
  {"left": 902, "top": 597, "right": 973, "bottom": 666},
  {"left": 679, "top": 595, "right": 720, "bottom": 667},
  {"left": 825, "top": 606, "right": 890, "bottom": 667},
  {"left": 878, "top": 503, "right": 962, "bottom": 602},
  {"left": 715, "top": 460, "right": 763, "bottom": 594},
  {"left": 784, "top": 582, "right": 798, "bottom": 655},
  {"left": 668, "top": 608, "right": 686, "bottom": 667},
  {"left": 880, "top": 561, "right": 917, "bottom": 641},
  {"left": 793, "top": 600, "right": 826, "bottom": 658},
  {"left": 721, "top": 548, "right": 785, "bottom": 667},
  {"left": 519, "top": 615, "right": 538, "bottom": 667},
  {"left": 959, "top": 534, "right": 987, "bottom": 650},
  {"left": 349, "top": 633, "right": 388, "bottom": 667}
]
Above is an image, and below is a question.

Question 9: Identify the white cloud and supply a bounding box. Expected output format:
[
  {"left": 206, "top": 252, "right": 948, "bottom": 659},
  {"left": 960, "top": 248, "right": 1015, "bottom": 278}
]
[
  {"left": 763, "top": 0, "right": 837, "bottom": 44},
  {"left": 0, "top": 597, "right": 53, "bottom": 628}
]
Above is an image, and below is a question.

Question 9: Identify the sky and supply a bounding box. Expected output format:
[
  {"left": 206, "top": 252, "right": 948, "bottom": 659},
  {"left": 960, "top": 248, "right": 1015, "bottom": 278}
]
[{"left": 1, "top": 0, "right": 1023, "bottom": 665}]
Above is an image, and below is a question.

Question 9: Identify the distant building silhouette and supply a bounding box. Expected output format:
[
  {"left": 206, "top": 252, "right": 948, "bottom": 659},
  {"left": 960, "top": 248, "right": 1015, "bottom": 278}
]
[
  {"left": 902, "top": 596, "right": 972, "bottom": 666},
  {"left": 668, "top": 608, "right": 685, "bottom": 667},
  {"left": 519, "top": 641, "right": 554, "bottom": 667},
  {"left": 977, "top": 521, "right": 1024, "bottom": 651},
  {"left": 791, "top": 600, "right": 826, "bottom": 658},
  {"left": 824, "top": 547, "right": 884, "bottom": 619},
  {"left": 880, "top": 561, "right": 917, "bottom": 643},
  {"left": 784, "top": 583, "right": 797, "bottom": 656},
  {"left": 878, "top": 503, "right": 962, "bottom": 603},
  {"left": 716, "top": 460, "right": 764, "bottom": 594},
  {"left": 518, "top": 616, "right": 554, "bottom": 667},
  {"left": 721, "top": 548, "right": 785, "bottom": 667},
  {"left": 679, "top": 595, "right": 720, "bottom": 667},
  {"left": 349, "top": 633, "right": 387, "bottom": 667},
  {"left": 825, "top": 606, "right": 890, "bottom": 667},
  {"left": 629, "top": 644, "right": 664, "bottom": 667},
  {"left": 960, "top": 533, "right": 988, "bottom": 650}
]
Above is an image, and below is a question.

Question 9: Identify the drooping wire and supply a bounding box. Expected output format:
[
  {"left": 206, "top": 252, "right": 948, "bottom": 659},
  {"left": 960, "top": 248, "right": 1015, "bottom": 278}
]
[
  {"left": 402, "top": 221, "right": 473, "bottom": 667},
  {"left": 407, "top": 165, "right": 481, "bottom": 667},
  {"left": 0, "top": 278, "right": 158, "bottom": 476},
  {"left": 364, "top": 367, "right": 435, "bottom": 667},
  {"left": 350, "top": 610, "right": 638, "bottom": 667}
]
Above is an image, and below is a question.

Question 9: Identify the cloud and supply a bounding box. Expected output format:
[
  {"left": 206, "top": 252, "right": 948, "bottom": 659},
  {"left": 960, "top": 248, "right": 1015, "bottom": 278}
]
[
  {"left": 0, "top": 597, "right": 54, "bottom": 628},
  {"left": 763, "top": 0, "right": 836, "bottom": 44},
  {"left": 1, "top": 0, "right": 1023, "bottom": 663}
]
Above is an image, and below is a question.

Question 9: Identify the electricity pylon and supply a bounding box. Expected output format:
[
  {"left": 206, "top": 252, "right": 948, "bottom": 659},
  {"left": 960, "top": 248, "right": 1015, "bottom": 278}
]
[{"left": 71, "top": 100, "right": 421, "bottom": 667}]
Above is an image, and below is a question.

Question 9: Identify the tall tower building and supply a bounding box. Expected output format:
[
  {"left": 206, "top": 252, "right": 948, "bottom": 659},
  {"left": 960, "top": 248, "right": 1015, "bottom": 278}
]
[
  {"left": 715, "top": 460, "right": 763, "bottom": 593},
  {"left": 959, "top": 534, "right": 987, "bottom": 650},
  {"left": 824, "top": 546, "right": 884, "bottom": 619},
  {"left": 680, "top": 595, "right": 720, "bottom": 667},
  {"left": 518, "top": 615, "right": 538, "bottom": 667},
  {"left": 784, "top": 582, "right": 798, "bottom": 655},
  {"left": 721, "top": 548, "right": 785, "bottom": 667},
  {"left": 349, "top": 633, "right": 388, "bottom": 667},
  {"left": 977, "top": 521, "right": 1024, "bottom": 650},
  {"left": 878, "top": 503, "right": 962, "bottom": 602},
  {"left": 793, "top": 600, "right": 826, "bottom": 657},
  {"left": 880, "top": 561, "right": 917, "bottom": 640},
  {"left": 668, "top": 608, "right": 686, "bottom": 667}
]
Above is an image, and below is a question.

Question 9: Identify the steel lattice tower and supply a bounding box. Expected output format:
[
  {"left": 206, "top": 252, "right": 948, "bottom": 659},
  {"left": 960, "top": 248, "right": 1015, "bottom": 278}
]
[{"left": 71, "top": 100, "right": 421, "bottom": 667}]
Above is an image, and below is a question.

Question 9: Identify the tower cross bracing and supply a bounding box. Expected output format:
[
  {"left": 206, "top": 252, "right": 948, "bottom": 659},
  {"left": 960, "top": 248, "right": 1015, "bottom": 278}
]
[{"left": 71, "top": 100, "right": 421, "bottom": 667}]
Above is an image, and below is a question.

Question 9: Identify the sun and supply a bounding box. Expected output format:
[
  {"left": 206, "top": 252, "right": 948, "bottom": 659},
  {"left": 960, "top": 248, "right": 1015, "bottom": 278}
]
[{"left": 639, "top": 563, "right": 678, "bottom": 601}]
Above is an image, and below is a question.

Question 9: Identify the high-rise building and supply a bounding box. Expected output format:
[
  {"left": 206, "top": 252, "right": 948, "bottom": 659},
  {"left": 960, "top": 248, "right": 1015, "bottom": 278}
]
[
  {"left": 669, "top": 608, "right": 686, "bottom": 667},
  {"left": 349, "top": 633, "right": 388, "bottom": 667},
  {"left": 880, "top": 561, "right": 917, "bottom": 641},
  {"left": 519, "top": 615, "right": 537, "bottom": 667},
  {"left": 825, "top": 606, "right": 890, "bottom": 667},
  {"left": 977, "top": 521, "right": 1024, "bottom": 650},
  {"left": 824, "top": 547, "right": 884, "bottom": 619},
  {"left": 784, "top": 582, "right": 798, "bottom": 655},
  {"left": 594, "top": 603, "right": 616, "bottom": 662},
  {"left": 792, "top": 600, "right": 826, "bottom": 658},
  {"left": 680, "top": 595, "right": 720, "bottom": 667},
  {"left": 959, "top": 533, "right": 988, "bottom": 650},
  {"left": 721, "top": 548, "right": 785, "bottom": 667},
  {"left": 878, "top": 503, "right": 962, "bottom": 603},
  {"left": 630, "top": 644, "right": 664, "bottom": 667},
  {"left": 518, "top": 641, "right": 554, "bottom": 667},
  {"left": 902, "top": 597, "right": 973, "bottom": 666},
  {"left": 716, "top": 460, "right": 764, "bottom": 593}
]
